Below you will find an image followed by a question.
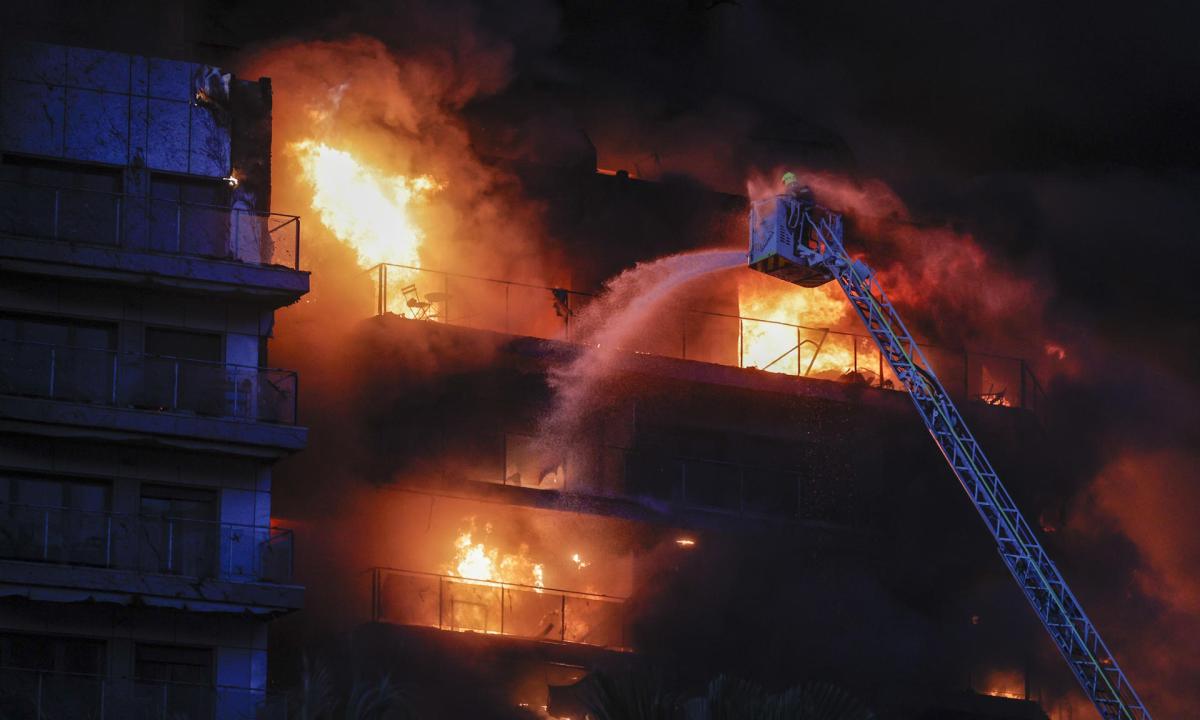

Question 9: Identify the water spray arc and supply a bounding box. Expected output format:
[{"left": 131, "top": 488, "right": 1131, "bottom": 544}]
[{"left": 748, "top": 193, "right": 1151, "bottom": 720}]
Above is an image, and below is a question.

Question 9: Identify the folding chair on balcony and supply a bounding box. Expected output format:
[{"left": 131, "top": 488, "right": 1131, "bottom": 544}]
[{"left": 401, "top": 284, "right": 434, "bottom": 321}]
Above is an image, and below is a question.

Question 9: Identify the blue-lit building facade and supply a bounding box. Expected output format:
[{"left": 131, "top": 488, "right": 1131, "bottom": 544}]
[{"left": 0, "top": 41, "right": 307, "bottom": 718}]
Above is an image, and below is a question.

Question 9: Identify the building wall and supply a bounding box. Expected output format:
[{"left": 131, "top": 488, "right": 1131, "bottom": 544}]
[
  {"left": 270, "top": 313, "right": 1053, "bottom": 716},
  {"left": 0, "top": 40, "right": 301, "bottom": 719}
]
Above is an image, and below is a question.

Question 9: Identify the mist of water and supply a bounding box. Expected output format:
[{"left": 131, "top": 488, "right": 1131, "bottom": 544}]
[{"left": 540, "top": 248, "right": 745, "bottom": 440}]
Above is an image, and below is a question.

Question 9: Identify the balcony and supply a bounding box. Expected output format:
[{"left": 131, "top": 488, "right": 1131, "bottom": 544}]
[
  {"left": 0, "top": 668, "right": 284, "bottom": 720},
  {"left": 0, "top": 503, "right": 300, "bottom": 613},
  {"left": 0, "top": 339, "right": 305, "bottom": 454},
  {"left": 371, "top": 567, "right": 628, "bottom": 651},
  {"left": 495, "top": 432, "right": 806, "bottom": 519},
  {"left": 0, "top": 503, "right": 292, "bottom": 584},
  {"left": 0, "top": 180, "right": 306, "bottom": 300},
  {"left": 369, "top": 262, "right": 1048, "bottom": 421}
]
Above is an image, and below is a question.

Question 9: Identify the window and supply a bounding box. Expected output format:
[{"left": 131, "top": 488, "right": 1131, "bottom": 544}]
[
  {"left": 134, "top": 644, "right": 212, "bottom": 686},
  {"left": 0, "top": 313, "right": 117, "bottom": 403},
  {"left": 0, "top": 475, "right": 111, "bottom": 565},
  {"left": 142, "top": 328, "right": 225, "bottom": 416},
  {"left": 138, "top": 485, "right": 217, "bottom": 577},
  {"left": 0, "top": 632, "right": 106, "bottom": 717},
  {"left": 134, "top": 644, "right": 214, "bottom": 720},
  {"left": 0, "top": 155, "right": 122, "bottom": 245},
  {"left": 149, "top": 174, "right": 231, "bottom": 258},
  {"left": 682, "top": 459, "right": 741, "bottom": 512},
  {"left": 0, "top": 632, "right": 105, "bottom": 674}
]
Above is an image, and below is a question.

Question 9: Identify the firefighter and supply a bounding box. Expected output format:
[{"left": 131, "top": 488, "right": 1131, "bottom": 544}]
[{"left": 780, "top": 171, "right": 815, "bottom": 207}]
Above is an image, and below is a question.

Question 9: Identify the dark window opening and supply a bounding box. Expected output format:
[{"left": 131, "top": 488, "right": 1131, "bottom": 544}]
[
  {"left": 0, "top": 474, "right": 112, "bottom": 567},
  {"left": 0, "top": 632, "right": 105, "bottom": 675},
  {"left": 0, "top": 156, "right": 123, "bottom": 246},
  {"left": 135, "top": 644, "right": 213, "bottom": 686},
  {"left": 138, "top": 485, "right": 217, "bottom": 577},
  {"left": 134, "top": 644, "right": 215, "bottom": 720},
  {"left": 0, "top": 313, "right": 117, "bottom": 403}
]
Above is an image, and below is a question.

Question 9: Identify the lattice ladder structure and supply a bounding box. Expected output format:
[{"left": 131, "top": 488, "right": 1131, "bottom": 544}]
[{"left": 751, "top": 198, "right": 1151, "bottom": 720}]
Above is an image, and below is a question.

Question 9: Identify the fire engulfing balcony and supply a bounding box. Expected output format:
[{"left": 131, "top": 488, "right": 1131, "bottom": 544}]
[
  {"left": 0, "top": 339, "right": 298, "bottom": 425},
  {"left": 367, "top": 263, "right": 1048, "bottom": 419},
  {"left": 0, "top": 503, "right": 293, "bottom": 584},
  {"left": 370, "top": 567, "right": 629, "bottom": 651},
  {"left": 0, "top": 180, "right": 300, "bottom": 269},
  {"left": 0, "top": 668, "right": 285, "bottom": 720}
]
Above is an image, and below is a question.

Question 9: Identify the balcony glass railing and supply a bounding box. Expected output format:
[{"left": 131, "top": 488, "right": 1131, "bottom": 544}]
[
  {"left": 369, "top": 262, "right": 1049, "bottom": 420},
  {"left": 0, "top": 668, "right": 286, "bottom": 720},
  {"left": 371, "top": 567, "right": 628, "bottom": 650},
  {"left": 0, "top": 180, "right": 300, "bottom": 269},
  {"left": 0, "top": 503, "right": 293, "bottom": 584},
  {"left": 0, "top": 338, "right": 298, "bottom": 425},
  {"left": 485, "top": 432, "right": 806, "bottom": 519}
]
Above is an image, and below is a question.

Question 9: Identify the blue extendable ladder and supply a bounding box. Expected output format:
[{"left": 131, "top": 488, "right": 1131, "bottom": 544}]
[{"left": 748, "top": 196, "right": 1151, "bottom": 720}]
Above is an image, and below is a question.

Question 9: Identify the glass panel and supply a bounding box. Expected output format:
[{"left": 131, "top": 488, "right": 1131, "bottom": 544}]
[
  {"left": 441, "top": 578, "right": 502, "bottom": 634},
  {"left": 682, "top": 312, "right": 739, "bottom": 367},
  {"left": 377, "top": 570, "right": 440, "bottom": 627},
  {"left": 743, "top": 469, "right": 799, "bottom": 518},
  {"left": 683, "top": 459, "right": 741, "bottom": 511},
  {"left": 504, "top": 434, "right": 565, "bottom": 490},
  {"left": 503, "top": 585, "right": 563, "bottom": 641},
  {"left": 564, "top": 595, "right": 624, "bottom": 648}
]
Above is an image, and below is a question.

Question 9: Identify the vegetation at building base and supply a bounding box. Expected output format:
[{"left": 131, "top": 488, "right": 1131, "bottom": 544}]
[{"left": 574, "top": 671, "right": 875, "bottom": 720}]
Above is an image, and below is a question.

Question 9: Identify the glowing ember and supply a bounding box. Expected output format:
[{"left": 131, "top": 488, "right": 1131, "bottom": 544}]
[
  {"left": 675, "top": 537, "right": 696, "bottom": 548},
  {"left": 449, "top": 525, "right": 545, "bottom": 588},
  {"left": 292, "top": 140, "right": 439, "bottom": 270},
  {"left": 738, "top": 278, "right": 851, "bottom": 377},
  {"left": 1044, "top": 342, "right": 1068, "bottom": 361},
  {"left": 981, "top": 668, "right": 1025, "bottom": 700}
]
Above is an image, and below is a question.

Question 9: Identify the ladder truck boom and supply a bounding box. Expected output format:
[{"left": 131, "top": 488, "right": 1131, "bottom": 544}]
[{"left": 747, "top": 193, "right": 1151, "bottom": 720}]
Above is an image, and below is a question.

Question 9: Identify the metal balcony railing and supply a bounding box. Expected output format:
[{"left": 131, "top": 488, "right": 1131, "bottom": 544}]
[
  {"left": 0, "top": 180, "right": 300, "bottom": 269},
  {"left": 368, "top": 263, "right": 1049, "bottom": 420},
  {"left": 371, "top": 567, "right": 629, "bottom": 651},
  {"left": 0, "top": 668, "right": 286, "bottom": 720},
  {"left": 0, "top": 338, "right": 298, "bottom": 425},
  {"left": 0, "top": 502, "right": 294, "bottom": 584}
]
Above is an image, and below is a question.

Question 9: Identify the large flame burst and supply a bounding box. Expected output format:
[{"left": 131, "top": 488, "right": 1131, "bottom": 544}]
[
  {"left": 738, "top": 279, "right": 852, "bottom": 377},
  {"left": 292, "top": 140, "right": 438, "bottom": 269},
  {"left": 450, "top": 528, "right": 545, "bottom": 589}
]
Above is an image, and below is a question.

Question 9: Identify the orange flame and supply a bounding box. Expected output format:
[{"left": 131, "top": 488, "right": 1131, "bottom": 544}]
[
  {"left": 981, "top": 668, "right": 1025, "bottom": 700},
  {"left": 449, "top": 525, "right": 545, "bottom": 588},
  {"left": 738, "top": 278, "right": 852, "bottom": 377},
  {"left": 292, "top": 140, "right": 439, "bottom": 270}
]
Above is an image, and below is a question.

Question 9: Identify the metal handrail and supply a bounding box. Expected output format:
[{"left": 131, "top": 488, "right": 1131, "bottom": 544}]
[
  {"left": 0, "top": 501, "right": 294, "bottom": 584},
  {"left": 372, "top": 566, "right": 629, "bottom": 650},
  {"left": 0, "top": 178, "right": 301, "bottom": 270},
  {"left": 367, "top": 261, "right": 1048, "bottom": 419},
  {"left": 0, "top": 666, "right": 287, "bottom": 720},
  {"left": 0, "top": 337, "right": 299, "bottom": 425}
]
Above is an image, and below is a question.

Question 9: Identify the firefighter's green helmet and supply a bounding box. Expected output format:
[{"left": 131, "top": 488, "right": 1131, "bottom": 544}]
[{"left": 781, "top": 171, "right": 797, "bottom": 186}]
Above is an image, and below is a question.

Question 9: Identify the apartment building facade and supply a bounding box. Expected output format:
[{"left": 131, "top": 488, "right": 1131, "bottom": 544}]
[{"left": 0, "top": 41, "right": 307, "bottom": 719}]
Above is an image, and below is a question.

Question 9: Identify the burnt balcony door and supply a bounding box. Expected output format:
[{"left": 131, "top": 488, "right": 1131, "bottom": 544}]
[
  {"left": 0, "top": 313, "right": 116, "bottom": 403},
  {"left": 138, "top": 485, "right": 217, "bottom": 578}
]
